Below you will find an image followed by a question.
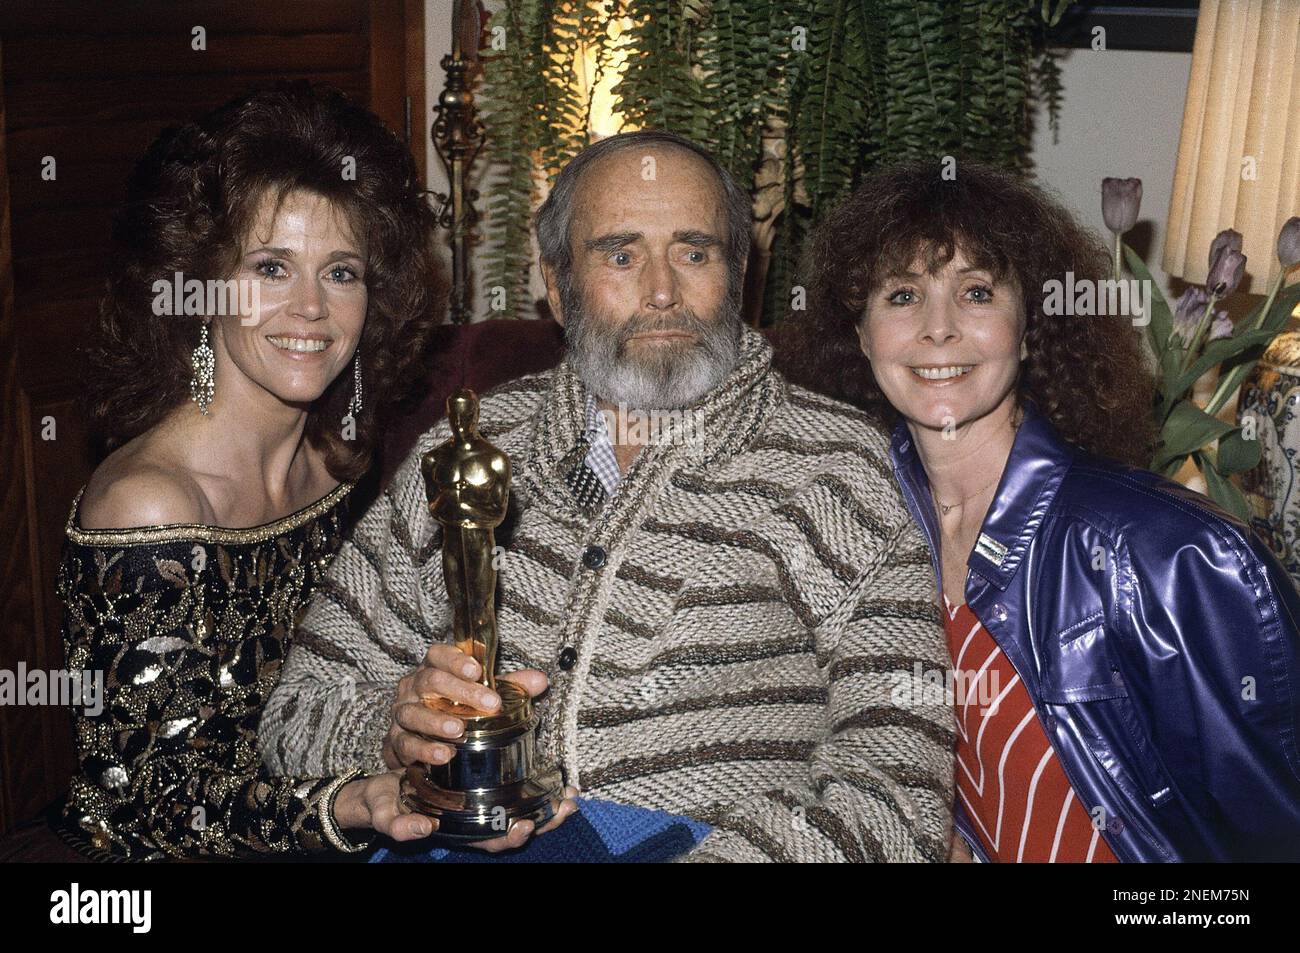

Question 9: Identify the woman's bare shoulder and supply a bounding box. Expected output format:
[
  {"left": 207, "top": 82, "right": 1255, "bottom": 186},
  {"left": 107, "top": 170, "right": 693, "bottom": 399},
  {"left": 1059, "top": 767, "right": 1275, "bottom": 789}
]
[{"left": 78, "top": 440, "right": 211, "bottom": 530}]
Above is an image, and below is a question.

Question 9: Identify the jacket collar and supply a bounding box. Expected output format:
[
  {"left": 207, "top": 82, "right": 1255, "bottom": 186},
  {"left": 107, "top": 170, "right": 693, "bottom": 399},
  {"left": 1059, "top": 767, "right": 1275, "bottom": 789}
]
[{"left": 889, "top": 400, "right": 1075, "bottom": 592}]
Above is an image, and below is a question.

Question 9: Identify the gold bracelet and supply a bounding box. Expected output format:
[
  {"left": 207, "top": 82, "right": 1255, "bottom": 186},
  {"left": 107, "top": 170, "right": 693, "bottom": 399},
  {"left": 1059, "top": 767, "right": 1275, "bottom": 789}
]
[{"left": 317, "top": 769, "right": 369, "bottom": 854}]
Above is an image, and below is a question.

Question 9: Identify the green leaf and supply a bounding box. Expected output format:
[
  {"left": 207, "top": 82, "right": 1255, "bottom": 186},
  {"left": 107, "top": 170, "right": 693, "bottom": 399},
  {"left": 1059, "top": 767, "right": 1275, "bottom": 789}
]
[
  {"left": 1258, "top": 280, "right": 1300, "bottom": 334},
  {"left": 1216, "top": 427, "right": 1263, "bottom": 476},
  {"left": 1197, "top": 453, "right": 1252, "bottom": 523},
  {"left": 1168, "top": 328, "right": 1279, "bottom": 400},
  {"left": 1123, "top": 244, "right": 1173, "bottom": 354},
  {"left": 1152, "top": 399, "right": 1235, "bottom": 471},
  {"left": 1161, "top": 457, "right": 1187, "bottom": 479},
  {"left": 1205, "top": 281, "right": 1300, "bottom": 415},
  {"left": 1156, "top": 343, "right": 1189, "bottom": 424}
]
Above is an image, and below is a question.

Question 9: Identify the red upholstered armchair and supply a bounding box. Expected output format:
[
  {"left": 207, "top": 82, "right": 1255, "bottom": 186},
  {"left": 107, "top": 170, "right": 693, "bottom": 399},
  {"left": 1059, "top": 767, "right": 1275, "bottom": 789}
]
[{"left": 378, "top": 318, "right": 567, "bottom": 490}]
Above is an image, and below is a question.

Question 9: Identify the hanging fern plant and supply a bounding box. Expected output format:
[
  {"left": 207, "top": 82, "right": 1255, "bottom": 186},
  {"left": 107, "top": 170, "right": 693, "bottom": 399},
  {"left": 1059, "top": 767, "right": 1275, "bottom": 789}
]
[
  {"left": 476, "top": 0, "right": 551, "bottom": 323},
  {"left": 477, "top": 0, "right": 1068, "bottom": 325}
]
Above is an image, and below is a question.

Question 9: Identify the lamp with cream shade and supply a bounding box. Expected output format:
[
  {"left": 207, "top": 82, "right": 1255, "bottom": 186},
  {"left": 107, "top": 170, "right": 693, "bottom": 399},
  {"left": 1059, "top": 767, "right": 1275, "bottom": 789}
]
[{"left": 1162, "top": 0, "right": 1299, "bottom": 293}]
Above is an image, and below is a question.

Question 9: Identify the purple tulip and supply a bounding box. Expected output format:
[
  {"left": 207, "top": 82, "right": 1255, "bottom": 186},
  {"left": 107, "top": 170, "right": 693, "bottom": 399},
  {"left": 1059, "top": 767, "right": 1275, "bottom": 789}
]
[
  {"left": 1207, "top": 246, "right": 1247, "bottom": 297},
  {"left": 1173, "top": 286, "right": 1209, "bottom": 343},
  {"left": 1208, "top": 228, "right": 1243, "bottom": 276},
  {"left": 1102, "top": 178, "right": 1142, "bottom": 234},
  {"left": 1208, "top": 310, "right": 1233, "bottom": 342},
  {"left": 1280, "top": 216, "right": 1300, "bottom": 270}
]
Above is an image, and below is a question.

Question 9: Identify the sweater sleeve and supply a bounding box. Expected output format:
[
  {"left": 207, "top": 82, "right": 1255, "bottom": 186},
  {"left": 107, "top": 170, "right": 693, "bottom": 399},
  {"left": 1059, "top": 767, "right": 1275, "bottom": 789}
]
[
  {"left": 260, "top": 442, "right": 449, "bottom": 777},
  {"left": 679, "top": 522, "right": 955, "bottom": 863}
]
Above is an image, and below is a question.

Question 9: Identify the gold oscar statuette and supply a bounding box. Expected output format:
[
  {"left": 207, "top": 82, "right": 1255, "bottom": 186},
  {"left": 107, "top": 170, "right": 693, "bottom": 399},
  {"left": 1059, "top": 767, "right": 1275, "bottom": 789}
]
[{"left": 399, "top": 388, "right": 563, "bottom": 840}]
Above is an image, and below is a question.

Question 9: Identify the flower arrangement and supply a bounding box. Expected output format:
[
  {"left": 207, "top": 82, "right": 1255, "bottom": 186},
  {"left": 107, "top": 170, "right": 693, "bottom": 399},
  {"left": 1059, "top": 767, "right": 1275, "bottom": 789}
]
[{"left": 1103, "top": 176, "right": 1300, "bottom": 520}]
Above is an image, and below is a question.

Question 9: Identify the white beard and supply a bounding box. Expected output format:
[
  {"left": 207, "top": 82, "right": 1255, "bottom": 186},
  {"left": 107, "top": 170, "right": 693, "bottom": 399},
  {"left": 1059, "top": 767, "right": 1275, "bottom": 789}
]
[{"left": 563, "top": 284, "right": 743, "bottom": 412}]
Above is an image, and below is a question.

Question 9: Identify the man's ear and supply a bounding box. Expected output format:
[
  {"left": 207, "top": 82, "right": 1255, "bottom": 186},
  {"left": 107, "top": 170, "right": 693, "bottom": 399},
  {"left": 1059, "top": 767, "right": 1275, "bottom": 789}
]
[{"left": 541, "top": 262, "right": 565, "bottom": 328}]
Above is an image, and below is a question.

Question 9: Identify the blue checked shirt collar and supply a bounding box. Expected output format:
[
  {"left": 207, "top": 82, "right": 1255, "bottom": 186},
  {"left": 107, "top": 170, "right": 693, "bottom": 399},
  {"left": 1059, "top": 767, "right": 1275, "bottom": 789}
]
[{"left": 583, "top": 392, "right": 622, "bottom": 496}]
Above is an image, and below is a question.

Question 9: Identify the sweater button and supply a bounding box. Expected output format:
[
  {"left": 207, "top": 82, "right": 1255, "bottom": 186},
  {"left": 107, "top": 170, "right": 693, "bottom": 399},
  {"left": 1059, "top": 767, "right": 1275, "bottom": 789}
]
[
  {"left": 581, "top": 545, "right": 606, "bottom": 570},
  {"left": 558, "top": 646, "right": 577, "bottom": 670}
]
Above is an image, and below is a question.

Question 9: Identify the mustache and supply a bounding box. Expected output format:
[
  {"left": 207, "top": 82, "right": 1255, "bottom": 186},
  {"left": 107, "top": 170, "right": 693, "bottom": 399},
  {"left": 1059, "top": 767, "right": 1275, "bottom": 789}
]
[{"left": 614, "top": 311, "right": 711, "bottom": 349}]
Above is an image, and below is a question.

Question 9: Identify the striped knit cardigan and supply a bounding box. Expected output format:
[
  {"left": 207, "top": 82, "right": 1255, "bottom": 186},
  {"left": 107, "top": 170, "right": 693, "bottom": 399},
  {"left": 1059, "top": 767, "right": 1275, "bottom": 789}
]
[{"left": 260, "top": 326, "right": 955, "bottom": 862}]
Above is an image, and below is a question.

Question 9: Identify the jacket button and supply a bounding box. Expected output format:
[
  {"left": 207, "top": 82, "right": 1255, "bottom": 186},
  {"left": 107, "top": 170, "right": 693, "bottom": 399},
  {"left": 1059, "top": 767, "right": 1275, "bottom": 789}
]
[
  {"left": 991, "top": 603, "right": 1008, "bottom": 623},
  {"left": 581, "top": 545, "right": 606, "bottom": 570},
  {"left": 1109, "top": 816, "right": 1125, "bottom": 834},
  {"left": 558, "top": 646, "right": 577, "bottom": 670}
]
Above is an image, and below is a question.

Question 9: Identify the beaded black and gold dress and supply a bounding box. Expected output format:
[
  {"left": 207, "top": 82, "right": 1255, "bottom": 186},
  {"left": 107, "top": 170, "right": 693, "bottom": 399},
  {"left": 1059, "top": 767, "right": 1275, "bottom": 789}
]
[{"left": 56, "top": 481, "right": 359, "bottom": 860}]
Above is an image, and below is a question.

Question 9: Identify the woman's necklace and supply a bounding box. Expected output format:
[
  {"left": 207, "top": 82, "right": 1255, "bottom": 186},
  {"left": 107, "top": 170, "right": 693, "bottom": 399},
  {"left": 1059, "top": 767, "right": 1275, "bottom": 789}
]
[{"left": 934, "top": 477, "right": 1000, "bottom": 516}]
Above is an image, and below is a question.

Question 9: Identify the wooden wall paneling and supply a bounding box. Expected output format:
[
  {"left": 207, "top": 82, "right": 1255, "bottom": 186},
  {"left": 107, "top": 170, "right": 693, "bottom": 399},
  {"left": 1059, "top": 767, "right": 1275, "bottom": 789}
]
[
  {"left": 405, "top": 0, "right": 428, "bottom": 186},
  {"left": 0, "top": 36, "right": 18, "bottom": 832},
  {"left": 0, "top": 36, "right": 76, "bottom": 832},
  {"left": 368, "top": 0, "right": 427, "bottom": 184},
  {"left": 0, "top": 0, "right": 366, "bottom": 34},
  {"left": 369, "top": 0, "right": 406, "bottom": 137}
]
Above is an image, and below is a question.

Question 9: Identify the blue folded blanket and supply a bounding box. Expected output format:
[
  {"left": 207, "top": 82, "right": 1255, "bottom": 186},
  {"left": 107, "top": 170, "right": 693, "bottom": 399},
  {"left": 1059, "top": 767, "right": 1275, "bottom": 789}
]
[{"left": 370, "top": 798, "right": 712, "bottom": 863}]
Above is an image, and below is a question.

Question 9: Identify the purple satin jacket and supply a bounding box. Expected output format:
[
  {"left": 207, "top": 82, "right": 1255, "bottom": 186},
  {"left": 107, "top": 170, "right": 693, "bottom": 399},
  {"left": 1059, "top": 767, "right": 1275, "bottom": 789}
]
[{"left": 890, "top": 402, "right": 1300, "bottom": 862}]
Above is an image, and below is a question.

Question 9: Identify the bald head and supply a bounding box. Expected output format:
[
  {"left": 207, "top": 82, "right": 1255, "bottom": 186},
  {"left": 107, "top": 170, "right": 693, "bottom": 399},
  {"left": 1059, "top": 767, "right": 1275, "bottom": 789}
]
[{"left": 535, "top": 131, "right": 751, "bottom": 303}]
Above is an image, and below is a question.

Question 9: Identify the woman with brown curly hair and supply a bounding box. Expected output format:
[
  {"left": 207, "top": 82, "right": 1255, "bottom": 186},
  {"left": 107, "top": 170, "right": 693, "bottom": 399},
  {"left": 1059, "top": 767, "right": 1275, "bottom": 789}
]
[
  {"left": 52, "top": 83, "right": 447, "bottom": 859},
  {"left": 781, "top": 160, "right": 1300, "bottom": 863}
]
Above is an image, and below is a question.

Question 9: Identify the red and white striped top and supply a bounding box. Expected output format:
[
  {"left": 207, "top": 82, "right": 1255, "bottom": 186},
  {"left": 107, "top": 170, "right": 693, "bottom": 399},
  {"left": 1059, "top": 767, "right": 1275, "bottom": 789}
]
[{"left": 943, "top": 596, "right": 1118, "bottom": 863}]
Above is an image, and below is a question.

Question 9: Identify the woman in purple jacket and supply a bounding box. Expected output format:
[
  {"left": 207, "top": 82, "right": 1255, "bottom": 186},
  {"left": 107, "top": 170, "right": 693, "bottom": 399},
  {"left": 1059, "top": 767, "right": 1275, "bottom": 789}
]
[{"left": 780, "top": 161, "right": 1300, "bottom": 862}]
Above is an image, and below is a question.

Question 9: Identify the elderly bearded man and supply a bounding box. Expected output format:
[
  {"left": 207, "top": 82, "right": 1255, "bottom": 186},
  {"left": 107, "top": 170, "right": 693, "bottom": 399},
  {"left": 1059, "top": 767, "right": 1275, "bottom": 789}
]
[{"left": 261, "top": 131, "right": 954, "bottom": 862}]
